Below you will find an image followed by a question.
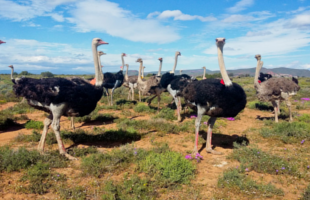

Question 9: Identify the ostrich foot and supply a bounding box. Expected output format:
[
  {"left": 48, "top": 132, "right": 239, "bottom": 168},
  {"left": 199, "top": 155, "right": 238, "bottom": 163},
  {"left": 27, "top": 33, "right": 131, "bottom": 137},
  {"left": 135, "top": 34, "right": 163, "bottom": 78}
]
[
  {"left": 63, "top": 153, "right": 78, "bottom": 160},
  {"left": 206, "top": 148, "right": 222, "bottom": 155}
]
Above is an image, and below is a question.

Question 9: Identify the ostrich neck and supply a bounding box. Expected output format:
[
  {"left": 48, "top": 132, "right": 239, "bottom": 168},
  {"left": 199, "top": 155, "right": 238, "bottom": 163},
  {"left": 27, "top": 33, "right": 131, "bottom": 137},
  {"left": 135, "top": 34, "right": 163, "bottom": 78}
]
[
  {"left": 121, "top": 55, "right": 124, "bottom": 71},
  {"left": 254, "top": 60, "right": 263, "bottom": 90},
  {"left": 203, "top": 68, "right": 206, "bottom": 79},
  {"left": 157, "top": 61, "right": 162, "bottom": 76},
  {"left": 217, "top": 45, "right": 232, "bottom": 86},
  {"left": 10, "top": 68, "right": 14, "bottom": 80},
  {"left": 98, "top": 54, "right": 104, "bottom": 81},
  {"left": 125, "top": 65, "right": 129, "bottom": 81},
  {"left": 92, "top": 45, "right": 103, "bottom": 86},
  {"left": 138, "top": 62, "right": 143, "bottom": 82},
  {"left": 171, "top": 55, "right": 178, "bottom": 73}
]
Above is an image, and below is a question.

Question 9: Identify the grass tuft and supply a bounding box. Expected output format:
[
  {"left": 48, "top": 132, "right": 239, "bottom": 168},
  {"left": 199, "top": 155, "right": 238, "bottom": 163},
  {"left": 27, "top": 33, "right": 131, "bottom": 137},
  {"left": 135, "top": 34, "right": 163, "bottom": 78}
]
[{"left": 24, "top": 120, "right": 44, "bottom": 130}]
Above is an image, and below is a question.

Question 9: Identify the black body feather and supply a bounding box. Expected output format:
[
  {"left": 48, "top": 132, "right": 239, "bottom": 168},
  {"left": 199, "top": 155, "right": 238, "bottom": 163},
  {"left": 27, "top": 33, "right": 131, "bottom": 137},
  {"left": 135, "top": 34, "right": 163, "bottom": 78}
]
[
  {"left": 258, "top": 73, "right": 272, "bottom": 82},
  {"left": 102, "top": 71, "right": 124, "bottom": 89},
  {"left": 13, "top": 77, "right": 103, "bottom": 117},
  {"left": 178, "top": 79, "right": 246, "bottom": 118}
]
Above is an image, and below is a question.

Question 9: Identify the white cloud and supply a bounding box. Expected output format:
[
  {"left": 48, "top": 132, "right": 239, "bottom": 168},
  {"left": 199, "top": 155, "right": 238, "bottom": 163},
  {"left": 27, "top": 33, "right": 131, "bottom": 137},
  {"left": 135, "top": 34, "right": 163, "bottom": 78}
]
[
  {"left": 227, "top": 0, "right": 255, "bottom": 13},
  {"left": 222, "top": 11, "right": 274, "bottom": 23},
  {"left": 286, "top": 13, "right": 310, "bottom": 28},
  {"left": 148, "top": 10, "right": 217, "bottom": 22},
  {"left": 46, "top": 13, "right": 65, "bottom": 22},
  {"left": 67, "top": 0, "right": 180, "bottom": 43},
  {"left": 0, "top": 0, "right": 75, "bottom": 21}
]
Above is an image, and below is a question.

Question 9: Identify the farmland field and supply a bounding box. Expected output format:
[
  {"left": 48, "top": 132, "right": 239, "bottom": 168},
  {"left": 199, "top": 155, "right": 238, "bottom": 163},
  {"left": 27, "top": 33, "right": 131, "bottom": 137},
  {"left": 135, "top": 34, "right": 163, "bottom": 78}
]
[{"left": 0, "top": 74, "right": 309, "bottom": 200}]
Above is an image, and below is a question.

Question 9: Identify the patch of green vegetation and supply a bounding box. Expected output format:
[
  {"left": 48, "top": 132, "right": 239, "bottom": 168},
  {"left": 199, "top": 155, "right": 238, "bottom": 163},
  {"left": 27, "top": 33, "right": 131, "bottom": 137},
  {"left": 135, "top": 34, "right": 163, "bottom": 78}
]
[
  {"left": 260, "top": 122, "right": 310, "bottom": 143},
  {"left": 14, "top": 130, "right": 41, "bottom": 142},
  {"left": 116, "top": 118, "right": 190, "bottom": 134},
  {"left": 19, "top": 162, "right": 66, "bottom": 194},
  {"left": 0, "top": 146, "right": 67, "bottom": 172},
  {"left": 296, "top": 114, "right": 310, "bottom": 123},
  {"left": 24, "top": 120, "right": 44, "bottom": 130},
  {"left": 229, "top": 144, "right": 300, "bottom": 176},
  {"left": 133, "top": 103, "right": 156, "bottom": 114},
  {"left": 247, "top": 100, "right": 272, "bottom": 111},
  {"left": 102, "top": 174, "right": 158, "bottom": 200},
  {"left": 153, "top": 107, "right": 176, "bottom": 121},
  {"left": 138, "top": 150, "right": 196, "bottom": 186},
  {"left": 57, "top": 185, "right": 87, "bottom": 200},
  {"left": 67, "top": 146, "right": 98, "bottom": 157},
  {"left": 80, "top": 145, "right": 147, "bottom": 177},
  {"left": 301, "top": 184, "right": 310, "bottom": 200},
  {"left": 62, "top": 128, "right": 140, "bottom": 144},
  {"left": 218, "top": 168, "right": 284, "bottom": 198}
]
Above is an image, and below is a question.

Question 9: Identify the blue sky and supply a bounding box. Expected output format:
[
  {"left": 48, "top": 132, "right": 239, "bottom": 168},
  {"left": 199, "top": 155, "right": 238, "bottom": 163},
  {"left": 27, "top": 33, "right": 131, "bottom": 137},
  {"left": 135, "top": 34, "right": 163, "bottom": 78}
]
[{"left": 0, "top": 0, "right": 310, "bottom": 74}]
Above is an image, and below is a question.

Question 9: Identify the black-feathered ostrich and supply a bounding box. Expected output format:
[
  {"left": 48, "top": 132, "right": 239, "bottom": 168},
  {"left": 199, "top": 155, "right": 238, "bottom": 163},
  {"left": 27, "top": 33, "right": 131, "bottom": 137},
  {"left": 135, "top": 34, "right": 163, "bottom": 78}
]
[
  {"left": 101, "top": 53, "right": 125, "bottom": 105},
  {"left": 159, "top": 51, "right": 191, "bottom": 121},
  {"left": 9, "top": 38, "right": 108, "bottom": 160},
  {"left": 177, "top": 38, "right": 247, "bottom": 155}
]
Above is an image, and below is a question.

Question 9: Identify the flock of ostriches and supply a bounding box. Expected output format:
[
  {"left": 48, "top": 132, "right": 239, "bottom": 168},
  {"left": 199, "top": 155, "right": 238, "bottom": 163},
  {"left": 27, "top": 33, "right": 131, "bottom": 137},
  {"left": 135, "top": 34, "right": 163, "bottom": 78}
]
[{"left": 0, "top": 38, "right": 301, "bottom": 160}]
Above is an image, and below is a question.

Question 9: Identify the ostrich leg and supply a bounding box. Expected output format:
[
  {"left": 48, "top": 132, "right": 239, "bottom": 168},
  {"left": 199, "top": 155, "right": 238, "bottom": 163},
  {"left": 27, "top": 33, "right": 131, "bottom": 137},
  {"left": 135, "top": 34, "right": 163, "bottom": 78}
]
[
  {"left": 281, "top": 93, "right": 293, "bottom": 122},
  {"left": 276, "top": 100, "right": 281, "bottom": 114},
  {"left": 157, "top": 95, "right": 161, "bottom": 112},
  {"left": 139, "top": 91, "right": 141, "bottom": 102},
  {"left": 50, "top": 104, "right": 77, "bottom": 160},
  {"left": 38, "top": 114, "right": 52, "bottom": 153},
  {"left": 206, "top": 117, "right": 222, "bottom": 155},
  {"left": 131, "top": 85, "right": 135, "bottom": 101},
  {"left": 177, "top": 97, "right": 182, "bottom": 122},
  {"left": 193, "top": 106, "right": 206, "bottom": 154},
  {"left": 71, "top": 117, "right": 75, "bottom": 131},
  {"left": 104, "top": 88, "right": 110, "bottom": 105},
  {"left": 272, "top": 101, "right": 279, "bottom": 123},
  {"left": 111, "top": 80, "right": 121, "bottom": 106}
]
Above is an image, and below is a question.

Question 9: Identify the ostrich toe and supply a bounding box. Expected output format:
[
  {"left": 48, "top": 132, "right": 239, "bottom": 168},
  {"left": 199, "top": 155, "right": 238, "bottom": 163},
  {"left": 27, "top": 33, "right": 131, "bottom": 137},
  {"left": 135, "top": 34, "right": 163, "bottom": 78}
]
[{"left": 206, "top": 148, "right": 222, "bottom": 155}]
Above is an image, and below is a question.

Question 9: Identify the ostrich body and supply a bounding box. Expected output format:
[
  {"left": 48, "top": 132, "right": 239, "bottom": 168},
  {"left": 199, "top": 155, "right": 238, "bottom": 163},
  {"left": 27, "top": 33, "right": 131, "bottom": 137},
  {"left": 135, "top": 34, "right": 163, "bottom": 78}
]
[
  {"left": 9, "top": 38, "right": 108, "bottom": 160},
  {"left": 159, "top": 51, "right": 191, "bottom": 121},
  {"left": 136, "top": 58, "right": 160, "bottom": 102},
  {"left": 178, "top": 38, "right": 246, "bottom": 155},
  {"left": 102, "top": 53, "right": 125, "bottom": 105},
  {"left": 123, "top": 64, "right": 138, "bottom": 100},
  {"left": 254, "top": 55, "right": 300, "bottom": 122},
  {"left": 202, "top": 66, "right": 207, "bottom": 79}
]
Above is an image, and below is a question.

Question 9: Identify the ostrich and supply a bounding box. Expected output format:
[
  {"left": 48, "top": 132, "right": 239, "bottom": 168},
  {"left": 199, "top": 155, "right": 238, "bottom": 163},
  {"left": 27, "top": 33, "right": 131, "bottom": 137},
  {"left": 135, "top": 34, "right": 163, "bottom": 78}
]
[
  {"left": 254, "top": 54, "right": 300, "bottom": 122},
  {"left": 123, "top": 64, "right": 138, "bottom": 100},
  {"left": 102, "top": 53, "right": 125, "bottom": 106},
  {"left": 202, "top": 66, "right": 207, "bottom": 79},
  {"left": 177, "top": 38, "right": 247, "bottom": 155},
  {"left": 136, "top": 58, "right": 160, "bottom": 102},
  {"left": 0, "top": 40, "right": 5, "bottom": 44},
  {"left": 142, "top": 66, "right": 146, "bottom": 79},
  {"left": 146, "top": 57, "right": 166, "bottom": 110},
  {"left": 9, "top": 38, "right": 108, "bottom": 160},
  {"left": 159, "top": 51, "right": 191, "bottom": 121}
]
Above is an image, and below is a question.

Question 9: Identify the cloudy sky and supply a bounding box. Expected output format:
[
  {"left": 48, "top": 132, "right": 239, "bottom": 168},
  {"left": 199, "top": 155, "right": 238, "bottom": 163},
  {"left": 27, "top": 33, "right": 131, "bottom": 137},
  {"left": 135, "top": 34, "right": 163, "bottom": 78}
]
[{"left": 0, "top": 0, "right": 310, "bottom": 74}]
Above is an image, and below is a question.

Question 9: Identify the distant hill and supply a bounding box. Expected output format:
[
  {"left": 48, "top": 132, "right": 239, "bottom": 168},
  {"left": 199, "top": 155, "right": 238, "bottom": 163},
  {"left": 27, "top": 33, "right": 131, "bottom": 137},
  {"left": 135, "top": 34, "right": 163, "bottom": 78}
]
[{"left": 1, "top": 67, "right": 310, "bottom": 77}]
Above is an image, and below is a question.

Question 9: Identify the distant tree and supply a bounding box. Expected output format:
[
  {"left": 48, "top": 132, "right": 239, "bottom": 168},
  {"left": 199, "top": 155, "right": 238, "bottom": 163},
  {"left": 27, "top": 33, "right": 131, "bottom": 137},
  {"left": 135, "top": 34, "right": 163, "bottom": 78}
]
[
  {"left": 228, "top": 73, "right": 234, "bottom": 77},
  {"left": 41, "top": 71, "right": 54, "bottom": 78},
  {"left": 13, "top": 72, "right": 18, "bottom": 75},
  {"left": 20, "top": 71, "right": 31, "bottom": 75}
]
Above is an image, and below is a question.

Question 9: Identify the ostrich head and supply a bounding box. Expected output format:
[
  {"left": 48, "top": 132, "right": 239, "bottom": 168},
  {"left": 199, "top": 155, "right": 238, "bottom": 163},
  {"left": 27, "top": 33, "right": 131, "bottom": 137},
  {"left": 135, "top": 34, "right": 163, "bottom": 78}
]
[
  {"left": 125, "top": 64, "right": 129, "bottom": 67},
  {"left": 158, "top": 57, "right": 162, "bottom": 61},
  {"left": 255, "top": 54, "right": 261, "bottom": 61},
  {"left": 92, "top": 38, "right": 108, "bottom": 46},
  {"left": 136, "top": 58, "right": 143, "bottom": 63},
  {"left": 202, "top": 66, "right": 206, "bottom": 69},
  {"left": 8, "top": 65, "right": 13, "bottom": 69},
  {"left": 175, "top": 51, "right": 181, "bottom": 56},
  {"left": 216, "top": 38, "right": 225, "bottom": 47},
  {"left": 98, "top": 51, "right": 106, "bottom": 56},
  {"left": 122, "top": 53, "right": 126, "bottom": 57},
  {"left": 0, "top": 40, "right": 5, "bottom": 44}
]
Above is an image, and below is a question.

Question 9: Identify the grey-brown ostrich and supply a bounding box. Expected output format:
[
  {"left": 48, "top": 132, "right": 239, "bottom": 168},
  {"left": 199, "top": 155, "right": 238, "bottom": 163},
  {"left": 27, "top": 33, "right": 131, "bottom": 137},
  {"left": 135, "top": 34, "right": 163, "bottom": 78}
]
[
  {"left": 254, "top": 54, "right": 300, "bottom": 122},
  {"left": 177, "top": 38, "right": 246, "bottom": 155},
  {"left": 136, "top": 58, "right": 160, "bottom": 102},
  {"left": 202, "top": 66, "right": 207, "bottom": 79},
  {"left": 9, "top": 38, "right": 108, "bottom": 160}
]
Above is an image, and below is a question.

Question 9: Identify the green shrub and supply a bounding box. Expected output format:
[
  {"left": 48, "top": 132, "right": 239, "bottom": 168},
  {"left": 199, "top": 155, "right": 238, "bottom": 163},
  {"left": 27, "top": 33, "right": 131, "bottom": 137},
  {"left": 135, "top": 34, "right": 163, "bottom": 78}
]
[
  {"left": 133, "top": 103, "right": 156, "bottom": 114},
  {"left": 247, "top": 101, "right": 272, "bottom": 111},
  {"left": 102, "top": 175, "right": 157, "bottom": 200},
  {"left": 57, "top": 186, "right": 87, "bottom": 200},
  {"left": 218, "top": 168, "right": 284, "bottom": 197},
  {"left": 138, "top": 151, "right": 196, "bottom": 185},
  {"left": 260, "top": 122, "right": 310, "bottom": 143},
  {"left": 153, "top": 107, "right": 176, "bottom": 121},
  {"left": 301, "top": 184, "right": 310, "bottom": 200},
  {"left": 25, "top": 120, "right": 44, "bottom": 130},
  {"left": 229, "top": 144, "right": 300, "bottom": 176},
  {"left": 67, "top": 146, "right": 98, "bottom": 157}
]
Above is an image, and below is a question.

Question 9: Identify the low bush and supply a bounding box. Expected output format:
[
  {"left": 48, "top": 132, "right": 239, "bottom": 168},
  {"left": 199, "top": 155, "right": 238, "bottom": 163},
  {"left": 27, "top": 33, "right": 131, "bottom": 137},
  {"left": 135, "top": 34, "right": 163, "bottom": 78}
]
[
  {"left": 24, "top": 120, "right": 44, "bottom": 130},
  {"left": 218, "top": 168, "right": 284, "bottom": 198}
]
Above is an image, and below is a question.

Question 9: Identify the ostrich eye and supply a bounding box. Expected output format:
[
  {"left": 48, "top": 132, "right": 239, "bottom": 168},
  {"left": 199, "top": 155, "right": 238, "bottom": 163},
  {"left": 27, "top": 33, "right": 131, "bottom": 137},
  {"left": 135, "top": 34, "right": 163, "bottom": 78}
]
[
  {"left": 223, "top": 39, "right": 226, "bottom": 42},
  {"left": 216, "top": 39, "right": 218, "bottom": 42}
]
